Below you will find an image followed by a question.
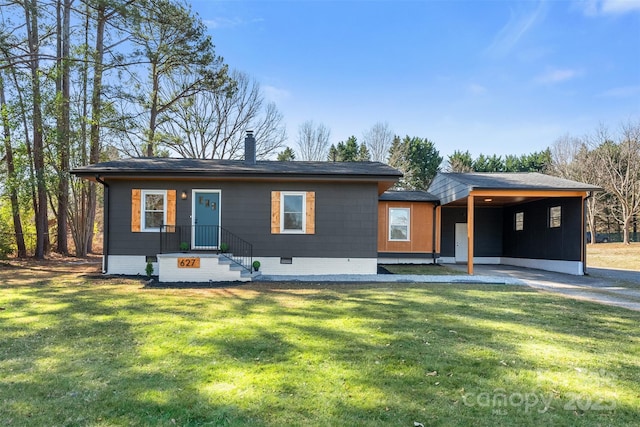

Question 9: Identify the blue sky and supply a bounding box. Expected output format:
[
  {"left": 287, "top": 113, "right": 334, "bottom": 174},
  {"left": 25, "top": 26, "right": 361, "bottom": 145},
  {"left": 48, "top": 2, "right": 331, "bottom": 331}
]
[{"left": 191, "top": 0, "right": 640, "bottom": 159}]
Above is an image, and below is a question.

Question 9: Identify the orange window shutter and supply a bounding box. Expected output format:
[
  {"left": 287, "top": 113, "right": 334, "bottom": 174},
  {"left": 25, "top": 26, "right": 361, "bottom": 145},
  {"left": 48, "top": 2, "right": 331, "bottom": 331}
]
[
  {"left": 166, "top": 190, "right": 176, "bottom": 232},
  {"left": 271, "top": 191, "right": 281, "bottom": 234},
  {"left": 131, "top": 189, "right": 141, "bottom": 232},
  {"left": 306, "top": 192, "right": 315, "bottom": 234}
]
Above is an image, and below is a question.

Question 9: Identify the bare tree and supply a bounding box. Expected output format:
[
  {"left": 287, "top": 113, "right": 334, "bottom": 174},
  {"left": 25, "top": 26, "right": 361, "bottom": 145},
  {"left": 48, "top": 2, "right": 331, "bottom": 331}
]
[
  {"left": 159, "top": 70, "right": 286, "bottom": 159},
  {"left": 549, "top": 133, "right": 583, "bottom": 179},
  {"left": 295, "top": 120, "right": 331, "bottom": 161},
  {"left": 362, "top": 121, "right": 393, "bottom": 162},
  {"left": 589, "top": 121, "right": 640, "bottom": 244}
]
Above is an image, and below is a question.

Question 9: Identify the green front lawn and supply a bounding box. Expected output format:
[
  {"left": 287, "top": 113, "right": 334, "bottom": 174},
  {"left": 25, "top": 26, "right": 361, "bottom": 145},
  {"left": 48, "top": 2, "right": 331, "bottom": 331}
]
[
  {"left": 1, "top": 270, "right": 638, "bottom": 426},
  {"left": 381, "top": 263, "right": 462, "bottom": 275}
]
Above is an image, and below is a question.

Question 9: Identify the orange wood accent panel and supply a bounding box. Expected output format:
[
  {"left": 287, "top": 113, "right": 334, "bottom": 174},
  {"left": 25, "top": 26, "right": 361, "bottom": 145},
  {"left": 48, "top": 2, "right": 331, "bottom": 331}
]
[
  {"left": 131, "top": 189, "right": 141, "bottom": 232},
  {"left": 377, "top": 201, "right": 437, "bottom": 253},
  {"left": 271, "top": 191, "right": 281, "bottom": 234},
  {"left": 306, "top": 191, "right": 316, "bottom": 234},
  {"left": 166, "top": 190, "right": 176, "bottom": 230}
]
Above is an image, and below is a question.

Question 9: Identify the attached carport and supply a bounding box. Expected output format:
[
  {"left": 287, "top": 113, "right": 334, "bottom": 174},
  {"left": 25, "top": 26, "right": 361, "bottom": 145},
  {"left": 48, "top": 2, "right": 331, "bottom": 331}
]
[{"left": 428, "top": 172, "right": 601, "bottom": 275}]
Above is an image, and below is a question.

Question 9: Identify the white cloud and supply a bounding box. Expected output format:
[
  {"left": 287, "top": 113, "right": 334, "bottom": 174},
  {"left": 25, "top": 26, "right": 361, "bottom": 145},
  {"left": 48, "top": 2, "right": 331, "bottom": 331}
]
[
  {"left": 579, "top": 0, "right": 640, "bottom": 16},
  {"left": 535, "top": 68, "right": 582, "bottom": 84},
  {"left": 263, "top": 85, "right": 291, "bottom": 103},
  {"left": 485, "top": 1, "right": 547, "bottom": 57},
  {"left": 203, "top": 17, "right": 263, "bottom": 29}
]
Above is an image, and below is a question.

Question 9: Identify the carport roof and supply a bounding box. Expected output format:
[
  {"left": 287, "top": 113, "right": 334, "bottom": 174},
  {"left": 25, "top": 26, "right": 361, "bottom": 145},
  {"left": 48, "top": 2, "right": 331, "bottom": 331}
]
[{"left": 428, "top": 172, "right": 601, "bottom": 206}]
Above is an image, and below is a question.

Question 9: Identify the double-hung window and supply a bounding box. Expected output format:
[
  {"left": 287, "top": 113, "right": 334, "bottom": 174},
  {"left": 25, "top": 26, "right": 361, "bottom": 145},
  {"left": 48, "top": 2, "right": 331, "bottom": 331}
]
[
  {"left": 271, "top": 191, "right": 315, "bottom": 234},
  {"left": 515, "top": 211, "right": 524, "bottom": 231},
  {"left": 142, "top": 190, "right": 166, "bottom": 231},
  {"left": 549, "top": 206, "right": 561, "bottom": 228},
  {"left": 281, "top": 192, "right": 306, "bottom": 233},
  {"left": 389, "top": 208, "right": 410, "bottom": 241}
]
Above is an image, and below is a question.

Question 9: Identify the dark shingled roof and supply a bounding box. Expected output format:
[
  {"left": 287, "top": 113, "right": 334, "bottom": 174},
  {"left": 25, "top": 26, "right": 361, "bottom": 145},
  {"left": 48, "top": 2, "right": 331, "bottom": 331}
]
[
  {"left": 440, "top": 172, "right": 601, "bottom": 191},
  {"left": 379, "top": 190, "right": 439, "bottom": 202},
  {"left": 71, "top": 158, "right": 403, "bottom": 180}
]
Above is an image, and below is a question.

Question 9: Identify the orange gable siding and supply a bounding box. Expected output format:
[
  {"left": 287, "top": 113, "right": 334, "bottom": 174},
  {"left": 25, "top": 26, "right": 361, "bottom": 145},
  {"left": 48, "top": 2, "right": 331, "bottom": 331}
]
[{"left": 377, "top": 201, "right": 437, "bottom": 253}]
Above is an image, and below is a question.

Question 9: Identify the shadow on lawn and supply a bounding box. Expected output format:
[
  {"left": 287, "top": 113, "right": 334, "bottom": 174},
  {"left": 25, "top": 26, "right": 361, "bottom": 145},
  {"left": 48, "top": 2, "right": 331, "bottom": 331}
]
[{"left": 2, "top": 275, "right": 638, "bottom": 426}]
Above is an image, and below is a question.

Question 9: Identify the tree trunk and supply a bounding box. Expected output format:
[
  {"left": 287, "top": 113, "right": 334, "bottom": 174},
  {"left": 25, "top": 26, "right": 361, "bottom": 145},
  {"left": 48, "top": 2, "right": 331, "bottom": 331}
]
[
  {"left": 0, "top": 75, "right": 27, "bottom": 257},
  {"left": 146, "top": 62, "right": 159, "bottom": 157},
  {"left": 86, "top": 3, "right": 106, "bottom": 254},
  {"left": 56, "top": 0, "right": 71, "bottom": 255},
  {"left": 25, "top": 0, "right": 49, "bottom": 259}
]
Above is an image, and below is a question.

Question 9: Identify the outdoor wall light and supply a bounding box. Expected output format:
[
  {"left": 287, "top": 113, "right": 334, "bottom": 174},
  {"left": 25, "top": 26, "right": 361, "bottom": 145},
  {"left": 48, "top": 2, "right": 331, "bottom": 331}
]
[
  {"left": 484, "top": 198, "right": 493, "bottom": 202},
  {"left": 181, "top": 191, "right": 188, "bottom": 200}
]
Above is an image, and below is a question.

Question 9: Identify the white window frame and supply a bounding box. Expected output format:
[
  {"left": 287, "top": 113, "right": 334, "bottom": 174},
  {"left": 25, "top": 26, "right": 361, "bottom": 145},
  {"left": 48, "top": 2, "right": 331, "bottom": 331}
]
[
  {"left": 549, "top": 206, "right": 561, "bottom": 228},
  {"left": 280, "top": 191, "right": 306, "bottom": 234},
  {"left": 141, "top": 190, "right": 167, "bottom": 232},
  {"left": 389, "top": 207, "right": 410, "bottom": 241},
  {"left": 515, "top": 211, "right": 524, "bottom": 231}
]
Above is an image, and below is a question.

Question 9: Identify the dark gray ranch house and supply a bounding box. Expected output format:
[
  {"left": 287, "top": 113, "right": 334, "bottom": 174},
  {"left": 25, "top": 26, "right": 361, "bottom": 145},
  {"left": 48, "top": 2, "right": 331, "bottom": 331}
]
[
  {"left": 72, "top": 133, "right": 600, "bottom": 281},
  {"left": 72, "top": 132, "right": 401, "bottom": 281}
]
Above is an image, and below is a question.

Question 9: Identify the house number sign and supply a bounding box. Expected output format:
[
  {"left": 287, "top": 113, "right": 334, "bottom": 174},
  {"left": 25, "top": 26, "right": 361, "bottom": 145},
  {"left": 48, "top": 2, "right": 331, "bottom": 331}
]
[{"left": 177, "top": 257, "right": 200, "bottom": 268}]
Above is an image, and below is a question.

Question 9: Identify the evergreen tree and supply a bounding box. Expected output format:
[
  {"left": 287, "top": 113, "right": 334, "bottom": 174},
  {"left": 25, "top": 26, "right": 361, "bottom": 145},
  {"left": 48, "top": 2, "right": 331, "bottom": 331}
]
[
  {"left": 357, "top": 143, "right": 371, "bottom": 161},
  {"left": 447, "top": 150, "right": 473, "bottom": 172},
  {"left": 388, "top": 135, "right": 442, "bottom": 190},
  {"left": 277, "top": 147, "right": 295, "bottom": 161},
  {"left": 327, "top": 144, "right": 338, "bottom": 161}
]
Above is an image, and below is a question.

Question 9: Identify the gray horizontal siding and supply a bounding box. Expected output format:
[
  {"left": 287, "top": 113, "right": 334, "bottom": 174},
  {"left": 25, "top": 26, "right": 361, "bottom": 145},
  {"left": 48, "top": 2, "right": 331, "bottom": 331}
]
[{"left": 105, "top": 179, "right": 378, "bottom": 259}]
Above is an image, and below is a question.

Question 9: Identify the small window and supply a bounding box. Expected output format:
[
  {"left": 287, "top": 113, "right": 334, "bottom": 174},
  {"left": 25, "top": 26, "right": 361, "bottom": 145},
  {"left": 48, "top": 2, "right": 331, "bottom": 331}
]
[
  {"left": 281, "top": 192, "right": 306, "bottom": 233},
  {"left": 389, "top": 208, "right": 410, "bottom": 241},
  {"left": 142, "top": 190, "right": 166, "bottom": 231},
  {"left": 549, "top": 206, "right": 561, "bottom": 228},
  {"left": 515, "top": 212, "right": 524, "bottom": 231}
]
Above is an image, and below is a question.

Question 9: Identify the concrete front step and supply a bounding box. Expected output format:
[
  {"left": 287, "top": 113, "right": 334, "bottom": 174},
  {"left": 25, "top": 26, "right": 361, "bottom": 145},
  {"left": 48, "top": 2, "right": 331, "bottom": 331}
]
[{"left": 157, "top": 253, "right": 258, "bottom": 283}]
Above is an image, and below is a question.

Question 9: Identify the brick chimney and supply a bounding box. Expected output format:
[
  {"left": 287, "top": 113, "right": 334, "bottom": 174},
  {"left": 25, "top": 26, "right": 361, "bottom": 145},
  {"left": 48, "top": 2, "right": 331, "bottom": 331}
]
[{"left": 244, "top": 130, "right": 256, "bottom": 165}]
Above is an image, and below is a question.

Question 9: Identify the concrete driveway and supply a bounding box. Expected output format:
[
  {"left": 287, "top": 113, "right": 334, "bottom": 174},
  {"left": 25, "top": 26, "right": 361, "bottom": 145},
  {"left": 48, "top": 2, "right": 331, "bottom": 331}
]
[{"left": 448, "top": 264, "right": 640, "bottom": 312}]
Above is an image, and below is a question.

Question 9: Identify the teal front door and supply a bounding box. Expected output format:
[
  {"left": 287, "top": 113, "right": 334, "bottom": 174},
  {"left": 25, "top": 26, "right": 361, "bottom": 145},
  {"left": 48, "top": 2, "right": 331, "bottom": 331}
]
[{"left": 194, "top": 191, "right": 220, "bottom": 248}]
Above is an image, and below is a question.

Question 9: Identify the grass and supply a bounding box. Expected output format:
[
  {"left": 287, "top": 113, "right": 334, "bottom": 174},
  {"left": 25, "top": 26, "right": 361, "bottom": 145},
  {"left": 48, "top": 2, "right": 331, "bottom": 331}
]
[
  {"left": 587, "top": 242, "right": 640, "bottom": 271},
  {"left": 380, "top": 263, "right": 461, "bottom": 275},
  {"left": 1, "top": 261, "right": 639, "bottom": 426}
]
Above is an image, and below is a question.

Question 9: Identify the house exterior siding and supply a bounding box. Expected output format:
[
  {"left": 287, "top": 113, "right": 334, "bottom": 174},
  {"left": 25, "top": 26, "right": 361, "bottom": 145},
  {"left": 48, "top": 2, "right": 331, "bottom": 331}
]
[
  {"left": 428, "top": 174, "right": 470, "bottom": 205},
  {"left": 439, "top": 198, "right": 582, "bottom": 264},
  {"left": 502, "top": 197, "right": 582, "bottom": 261},
  {"left": 105, "top": 179, "right": 378, "bottom": 260},
  {"left": 440, "top": 206, "right": 503, "bottom": 257},
  {"left": 377, "top": 201, "right": 438, "bottom": 256}
]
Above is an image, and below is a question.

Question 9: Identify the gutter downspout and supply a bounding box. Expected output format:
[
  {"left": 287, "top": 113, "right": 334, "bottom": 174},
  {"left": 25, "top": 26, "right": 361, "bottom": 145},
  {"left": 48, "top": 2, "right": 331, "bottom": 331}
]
[
  {"left": 583, "top": 191, "right": 592, "bottom": 275},
  {"left": 95, "top": 175, "right": 109, "bottom": 274},
  {"left": 432, "top": 201, "right": 440, "bottom": 264}
]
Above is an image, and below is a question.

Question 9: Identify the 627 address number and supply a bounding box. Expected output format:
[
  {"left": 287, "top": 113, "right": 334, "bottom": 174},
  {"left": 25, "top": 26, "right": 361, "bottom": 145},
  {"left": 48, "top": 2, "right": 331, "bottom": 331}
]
[{"left": 177, "top": 257, "right": 200, "bottom": 268}]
